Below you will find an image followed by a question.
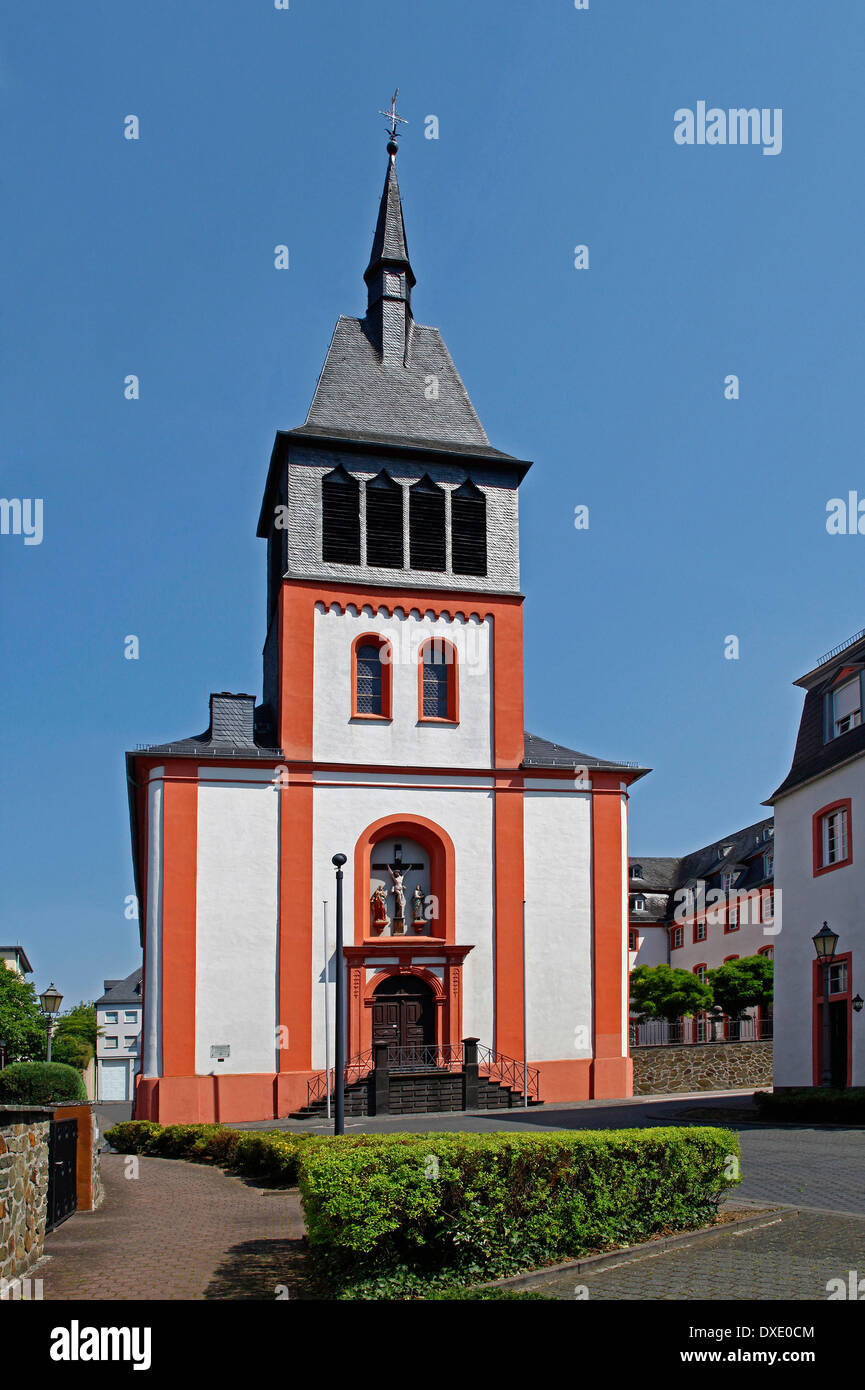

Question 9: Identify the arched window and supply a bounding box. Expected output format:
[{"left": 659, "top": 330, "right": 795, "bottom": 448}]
[
  {"left": 352, "top": 634, "right": 392, "bottom": 719},
  {"left": 693, "top": 964, "right": 707, "bottom": 984},
  {"left": 409, "top": 475, "right": 446, "bottom": 572},
  {"left": 322, "top": 465, "right": 360, "bottom": 564},
  {"left": 418, "top": 638, "right": 459, "bottom": 723},
  {"left": 451, "top": 480, "right": 487, "bottom": 576},
  {"left": 366, "top": 471, "right": 404, "bottom": 569}
]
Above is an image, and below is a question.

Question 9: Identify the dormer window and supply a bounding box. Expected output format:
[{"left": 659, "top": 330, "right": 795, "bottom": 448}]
[
  {"left": 763, "top": 852, "right": 774, "bottom": 878},
  {"left": 632, "top": 895, "right": 646, "bottom": 912},
  {"left": 827, "top": 675, "right": 862, "bottom": 740},
  {"left": 631, "top": 864, "right": 643, "bottom": 879},
  {"left": 721, "top": 870, "right": 735, "bottom": 892}
]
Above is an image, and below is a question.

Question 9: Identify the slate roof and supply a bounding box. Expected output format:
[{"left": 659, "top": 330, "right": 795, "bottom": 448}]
[
  {"left": 767, "top": 630, "right": 865, "bottom": 801},
  {"left": 304, "top": 315, "right": 495, "bottom": 452},
  {"left": 132, "top": 694, "right": 280, "bottom": 760},
  {"left": 96, "top": 967, "right": 142, "bottom": 1008},
  {"left": 628, "top": 817, "right": 774, "bottom": 924},
  {"left": 522, "top": 732, "right": 649, "bottom": 778}
]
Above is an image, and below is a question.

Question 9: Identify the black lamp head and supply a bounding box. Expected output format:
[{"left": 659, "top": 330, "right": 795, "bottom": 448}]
[{"left": 332, "top": 853, "right": 347, "bottom": 868}]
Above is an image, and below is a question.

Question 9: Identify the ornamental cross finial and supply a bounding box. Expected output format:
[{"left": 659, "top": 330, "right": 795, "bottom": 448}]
[{"left": 379, "top": 88, "right": 408, "bottom": 143}]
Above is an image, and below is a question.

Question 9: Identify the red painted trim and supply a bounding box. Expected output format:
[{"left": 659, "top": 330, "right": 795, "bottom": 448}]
[
  {"left": 351, "top": 631, "right": 393, "bottom": 721},
  {"left": 417, "top": 637, "right": 459, "bottom": 724},
  {"left": 353, "top": 813, "right": 455, "bottom": 944},
  {"left": 278, "top": 772, "right": 313, "bottom": 1070},
  {"left": 160, "top": 761, "right": 197, "bottom": 1077},
  {"left": 812, "top": 950, "right": 853, "bottom": 1087},
  {"left": 494, "top": 774, "right": 525, "bottom": 1057},
  {"left": 812, "top": 797, "right": 853, "bottom": 876}
]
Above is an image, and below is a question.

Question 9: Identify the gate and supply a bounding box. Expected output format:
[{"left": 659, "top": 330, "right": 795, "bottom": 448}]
[{"left": 47, "top": 1118, "right": 78, "bottom": 1231}]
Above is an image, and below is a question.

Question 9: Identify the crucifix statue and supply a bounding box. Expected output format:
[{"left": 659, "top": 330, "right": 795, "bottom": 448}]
[{"left": 371, "top": 842, "right": 425, "bottom": 934}]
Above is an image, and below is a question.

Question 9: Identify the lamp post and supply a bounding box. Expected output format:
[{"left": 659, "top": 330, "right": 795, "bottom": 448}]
[
  {"left": 332, "top": 854, "right": 347, "bottom": 1136},
  {"left": 39, "top": 983, "right": 63, "bottom": 1063},
  {"left": 812, "top": 923, "right": 840, "bottom": 1087}
]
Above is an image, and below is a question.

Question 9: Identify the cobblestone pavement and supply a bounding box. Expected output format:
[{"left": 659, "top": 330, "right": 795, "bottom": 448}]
[
  {"left": 37, "top": 1155, "right": 305, "bottom": 1301},
  {"left": 516, "top": 1211, "right": 865, "bottom": 1301}
]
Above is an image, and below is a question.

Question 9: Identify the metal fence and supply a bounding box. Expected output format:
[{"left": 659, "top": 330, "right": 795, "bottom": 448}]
[{"left": 630, "top": 1016, "right": 773, "bottom": 1048}]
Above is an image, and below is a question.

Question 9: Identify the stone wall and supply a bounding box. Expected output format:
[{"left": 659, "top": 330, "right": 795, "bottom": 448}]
[
  {"left": 0, "top": 1109, "right": 51, "bottom": 1282},
  {"left": 632, "top": 1040, "right": 773, "bottom": 1095}
]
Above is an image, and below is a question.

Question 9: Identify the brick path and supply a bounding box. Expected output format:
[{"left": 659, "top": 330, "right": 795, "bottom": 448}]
[
  {"left": 515, "top": 1210, "right": 865, "bottom": 1301},
  {"left": 37, "top": 1155, "right": 305, "bottom": 1300}
]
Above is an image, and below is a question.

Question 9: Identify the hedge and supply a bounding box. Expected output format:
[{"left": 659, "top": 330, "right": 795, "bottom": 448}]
[
  {"left": 104, "top": 1120, "right": 313, "bottom": 1184},
  {"left": 299, "top": 1126, "right": 740, "bottom": 1294},
  {"left": 0, "top": 1061, "right": 87, "bottom": 1105},
  {"left": 755, "top": 1088, "right": 865, "bottom": 1123}
]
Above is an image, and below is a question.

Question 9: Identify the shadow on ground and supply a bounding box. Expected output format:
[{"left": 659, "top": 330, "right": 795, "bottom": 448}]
[{"left": 204, "top": 1235, "right": 312, "bottom": 1300}]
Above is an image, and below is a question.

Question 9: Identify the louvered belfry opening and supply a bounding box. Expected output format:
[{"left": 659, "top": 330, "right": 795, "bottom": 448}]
[
  {"left": 366, "top": 470, "right": 404, "bottom": 568},
  {"left": 322, "top": 465, "right": 361, "bottom": 564},
  {"left": 409, "top": 475, "right": 446, "bottom": 572},
  {"left": 451, "top": 480, "right": 487, "bottom": 577}
]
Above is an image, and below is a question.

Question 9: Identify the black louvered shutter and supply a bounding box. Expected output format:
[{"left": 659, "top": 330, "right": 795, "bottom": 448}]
[
  {"left": 322, "top": 467, "right": 360, "bottom": 564},
  {"left": 409, "top": 476, "right": 446, "bottom": 572},
  {"left": 451, "top": 481, "right": 487, "bottom": 576},
  {"left": 366, "top": 471, "right": 404, "bottom": 568}
]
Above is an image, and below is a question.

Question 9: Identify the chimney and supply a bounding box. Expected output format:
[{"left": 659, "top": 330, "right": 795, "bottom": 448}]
[{"left": 209, "top": 692, "right": 256, "bottom": 747}]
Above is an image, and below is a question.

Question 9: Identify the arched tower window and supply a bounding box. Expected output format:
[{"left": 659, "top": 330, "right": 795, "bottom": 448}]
[
  {"left": 322, "top": 465, "right": 360, "bottom": 564},
  {"left": 409, "top": 475, "right": 446, "bottom": 572},
  {"left": 352, "top": 634, "right": 392, "bottom": 719},
  {"left": 451, "top": 479, "right": 487, "bottom": 576},
  {"left": 418, "top": 638, "right": 459, "bottom": 723},
  {"left": 366, "top": 470, "right": 404, "bottom": 569}
]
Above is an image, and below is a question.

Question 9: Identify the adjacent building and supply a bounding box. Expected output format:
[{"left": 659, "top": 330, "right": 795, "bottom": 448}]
[
  {"left": 629, "top": 819, "right": 775, "bottom": 1041},
  {"left": 768, "top": 628, "right": 865, "bottom": 1090},
  {"left": 0, "top": 946, "right": 33, "bottom": 977},
  {"left": 126, "top": 137, "right": 649, "bottom": 1124},
  {"left": 96, "top": 968, "right": 142, "bottom": 1101}
]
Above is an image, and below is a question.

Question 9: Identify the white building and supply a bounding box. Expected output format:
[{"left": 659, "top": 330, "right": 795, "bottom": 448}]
[
  {"left": 768, "top": 630, "right": 865, "bottom": 1089},
  {"left": 0, "top": 946, "right": 33, "bottom": 977},
  {"left": 96, "top": 968, "right": 142, "bottom": 1101}
]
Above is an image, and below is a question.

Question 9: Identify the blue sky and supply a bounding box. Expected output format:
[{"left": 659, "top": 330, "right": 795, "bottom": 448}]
[{"left": 3, "top": 1, "right": 863, "bottom": 1002}]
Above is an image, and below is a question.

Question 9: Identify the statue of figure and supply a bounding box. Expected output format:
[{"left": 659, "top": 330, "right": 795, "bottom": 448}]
[
  {"left": 411, "top": 883, "right": 426, "bottom": 928},
  {"left": 371, "top": 886, "right": 388, "bottom": 930},
  {"left": 388, "top": 864, "right": 407, "bottom": 921}
]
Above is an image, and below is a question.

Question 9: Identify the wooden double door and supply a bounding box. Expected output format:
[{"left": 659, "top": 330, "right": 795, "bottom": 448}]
[{"left": 372, "top": 976, "right": 435, "bottom": 1064}]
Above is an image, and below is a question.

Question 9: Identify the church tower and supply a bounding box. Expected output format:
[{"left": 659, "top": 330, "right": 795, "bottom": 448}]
[{"left": 129, "top": 122, "right": 646, "bottom": 1124}]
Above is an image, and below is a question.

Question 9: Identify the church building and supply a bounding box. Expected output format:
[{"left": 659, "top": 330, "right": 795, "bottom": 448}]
[{"left": 127, "top": 129, "right": 648, "bottom": 1123}]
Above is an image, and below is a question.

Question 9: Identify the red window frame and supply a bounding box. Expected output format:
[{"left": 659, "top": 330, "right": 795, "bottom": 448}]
[
  {"left": 670, "top": 925, "right": 684, "bottom": 950},
  {"left": 418, "top": 637, "right": 459, "bottom": 724},
  {"left": 693, "top": 918, "right": 707, "bottom": 944},
  {"left": 812, "top": 798, "right": 853, "bottom": 877},
  {"left": 351, "top": 632, "right": 393, "bottom": 721}
]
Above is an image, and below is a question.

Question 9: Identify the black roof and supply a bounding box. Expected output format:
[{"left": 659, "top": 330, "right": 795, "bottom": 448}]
[
  {"left": 767, "top": 630, "right": 865, "bottom": 801},
  {"left": 97, "top": 967, "right": 142, "bottom": 1007},
  {"left": 522, "top": 732, "right": 648, "bottom": 778},
  {"left": 628, "top": 817, "right": 774, "bottom": 924}
]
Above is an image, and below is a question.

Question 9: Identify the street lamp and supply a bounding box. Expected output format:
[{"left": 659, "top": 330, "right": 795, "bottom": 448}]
[
  {"left": 812, "top": 924, "right": 839, "bottom": 1087},
  {"left": 332, "top": 854, "right": 347, "bottom": 1137},
  {"left": 39, "top": 983, "right": 63, "bottom": 1063},
  {"left": 853, "top": 995, "right": 864, "bottom": 1015}
]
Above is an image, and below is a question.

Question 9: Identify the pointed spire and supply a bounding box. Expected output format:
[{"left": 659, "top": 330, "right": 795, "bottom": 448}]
[{"left": 364, "top": 139, "right": 416, "bottom": 366}]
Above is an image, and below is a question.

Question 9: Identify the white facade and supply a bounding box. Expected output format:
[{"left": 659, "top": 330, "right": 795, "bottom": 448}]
[
  {"left": 97, "top": 1004, "right": 141, "bottom": 1101},
  {"left": 774, "top": 759, "right": 865, "bottom": 1087}
]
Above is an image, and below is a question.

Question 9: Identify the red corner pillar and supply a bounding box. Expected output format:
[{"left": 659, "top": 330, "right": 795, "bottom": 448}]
[{"left": 590, "top": 777, "right": 632, "bottom": 1098}]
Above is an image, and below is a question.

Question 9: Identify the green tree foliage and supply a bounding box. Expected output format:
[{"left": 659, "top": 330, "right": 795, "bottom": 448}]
[
  {"left": 707, "top": 955, "right": 774, "bottom": 1020},
  {"left": 630, "top": 964, "right": 714, "bottom": 1023},
  {"left": 52, "top": 1001, "right": 99, "bottom": 1068},
  {"left": 0, "top": 968, "right": 46, "bottom": 1061}
]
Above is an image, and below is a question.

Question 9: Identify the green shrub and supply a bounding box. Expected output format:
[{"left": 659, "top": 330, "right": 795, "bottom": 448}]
[
  {"left": 298, "top": 1126, "right": 740, "bottom": 1295},
  {"left": 103, "top": 1119, "right": 313, "bottom": 1184},
  {"left": 105, "top": 1120, "right": 162, "bottom": 1153},
  {"left": 0, "top": 1061, "right": 86, "bottom": 1105},
  {"left": 755, "top": 1088, "right": 865, "bottom": 1123}
]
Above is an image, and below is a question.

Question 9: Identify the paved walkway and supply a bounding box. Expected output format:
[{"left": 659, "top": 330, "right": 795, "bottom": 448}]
[
  {"left": 37, "top": 1155, "right": 305, "bottom": 1301},
  {"left": 516, "top": 1211, "right": 865, "bottom": 1301}
]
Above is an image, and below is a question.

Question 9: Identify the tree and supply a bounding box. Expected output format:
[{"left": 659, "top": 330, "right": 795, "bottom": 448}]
[
  {"left": 707, "top": 956, "right": 773, "bottom": 1021},
  {"left": 0, "top": 968, "right": 47, "bottom": 1063},
  {"left": 52, "top": 1001, "right": 99, "bottom": 1071},
  {"left": 630, "top": 964, "right": 714, "bottom": 1024}
]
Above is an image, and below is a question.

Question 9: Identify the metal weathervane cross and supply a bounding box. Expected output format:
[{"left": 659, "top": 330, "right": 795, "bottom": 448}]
[{"left": 379, "top": 88, "right": 408, "bottom": 141}]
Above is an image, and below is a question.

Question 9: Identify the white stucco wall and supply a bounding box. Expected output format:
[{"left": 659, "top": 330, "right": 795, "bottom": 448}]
[
  {"left": 523, "top": 787, "right": 594, "bottom": 1061},
  {"left": 312, "top": 604, "right": 492, "bottom": 767},
  {"left": 310, "top": 776, "right": 495, "bottom": 1069},
  {"left": 195, "top": 771, "right": 280, "bottom": 1075},
  {"left": 774, "top": 760, "right": 865, "bottom": 1087}
]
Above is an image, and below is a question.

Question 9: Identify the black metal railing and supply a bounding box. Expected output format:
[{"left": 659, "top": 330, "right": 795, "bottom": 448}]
[
  {"left": 629, "top": 1016, "right": 774, "bottom": 1048},
  {"left": 306, "top": 1048, "right": 373, "bottom": 1107},
  {"left": 476, "top": 1045, "right": 540, "bottom": 1102}
]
